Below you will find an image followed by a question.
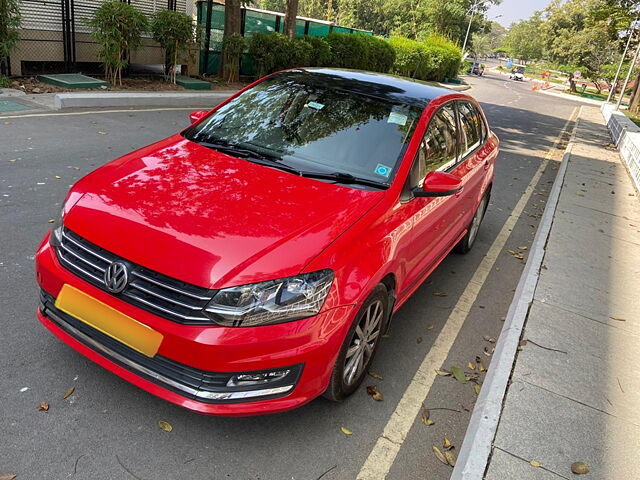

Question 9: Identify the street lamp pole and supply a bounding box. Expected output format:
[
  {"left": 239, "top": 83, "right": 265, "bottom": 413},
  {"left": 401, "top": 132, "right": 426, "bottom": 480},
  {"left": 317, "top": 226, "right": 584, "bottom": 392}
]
[
  {"left": 617, "top": 38, "right": 640, "bottom": 110},
  {"left": 462, "top": 0, "right": 482, "bottom": 55},
  {"left": 607, "top": 16, "right": 638, "bottom": 103}
]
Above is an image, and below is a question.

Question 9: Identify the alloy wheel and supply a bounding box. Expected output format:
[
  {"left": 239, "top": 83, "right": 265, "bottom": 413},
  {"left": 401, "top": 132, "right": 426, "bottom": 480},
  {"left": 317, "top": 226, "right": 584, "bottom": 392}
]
[
  {"left": 343, "top": 299, "right": 384, "bottom": 386},
  {"left": 468, "top": 196, "right": 487, "bottom": 246}
]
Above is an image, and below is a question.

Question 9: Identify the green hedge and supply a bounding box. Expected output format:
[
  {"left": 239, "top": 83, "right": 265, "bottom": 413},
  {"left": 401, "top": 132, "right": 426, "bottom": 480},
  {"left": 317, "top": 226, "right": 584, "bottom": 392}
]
[
  {"left": 248, "top": 32, "right": 395, "bottom": 77},
  {"left": 247, "top": 32, "right": 459, "bottom": 83},
  {"left": 325, "top": 33, "right": 395, "bottom": 72},
  {"left": 389, "top": 35, "right": 461, "bottom": 82}
]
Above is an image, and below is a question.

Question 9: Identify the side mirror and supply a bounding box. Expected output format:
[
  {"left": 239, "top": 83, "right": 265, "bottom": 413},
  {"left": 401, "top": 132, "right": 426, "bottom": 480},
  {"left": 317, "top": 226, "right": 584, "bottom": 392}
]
[
  {"left": 189, "top": 110, "right": 208, "bottom": 124},
  {"left": 413, "top": 171, "right": 463, "bottom": 198}
]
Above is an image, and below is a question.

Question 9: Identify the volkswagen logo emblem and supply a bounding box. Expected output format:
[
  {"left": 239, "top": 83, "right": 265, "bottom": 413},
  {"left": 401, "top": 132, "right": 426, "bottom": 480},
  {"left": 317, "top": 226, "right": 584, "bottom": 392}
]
[{"left": 104, "top": 261, "right": 129, "bottom": 294}]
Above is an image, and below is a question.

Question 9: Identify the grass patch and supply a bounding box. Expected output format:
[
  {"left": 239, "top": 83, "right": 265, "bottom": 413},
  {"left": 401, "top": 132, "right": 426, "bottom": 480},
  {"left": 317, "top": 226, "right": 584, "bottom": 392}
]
[{"left": 623, "top": 110, "right": 640, "bottom": 128}]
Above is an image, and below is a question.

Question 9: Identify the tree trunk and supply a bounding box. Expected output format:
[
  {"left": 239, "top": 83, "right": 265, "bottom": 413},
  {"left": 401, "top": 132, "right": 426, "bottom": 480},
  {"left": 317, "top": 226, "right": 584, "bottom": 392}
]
[
  {"left": 284, "top": 0, "right": 299, "bottom": 39},
  {"left": 221, "top": 0, "right": 242, "bottom": 80}
]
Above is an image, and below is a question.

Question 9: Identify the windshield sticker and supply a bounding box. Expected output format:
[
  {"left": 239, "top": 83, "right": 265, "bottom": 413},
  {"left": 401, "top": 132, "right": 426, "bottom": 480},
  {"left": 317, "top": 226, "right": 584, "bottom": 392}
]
[
  {"left": 388, "top": 111, "right": 408, "bottom": 126},
  {"left": 305, "top": 101, "right": 325, "bottom": 110},
  {"left": 375, "top": 164, "right": 393, "bottom": 178}
]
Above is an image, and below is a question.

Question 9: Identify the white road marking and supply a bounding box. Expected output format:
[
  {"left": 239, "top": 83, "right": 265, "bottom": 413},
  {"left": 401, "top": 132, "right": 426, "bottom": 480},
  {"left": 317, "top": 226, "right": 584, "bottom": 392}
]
[
  {"left": 357, "top": 106, "right": 579, "bottom": 480},
  {"left": 0, "top": 106, "right": 196, "bottom": 120}
]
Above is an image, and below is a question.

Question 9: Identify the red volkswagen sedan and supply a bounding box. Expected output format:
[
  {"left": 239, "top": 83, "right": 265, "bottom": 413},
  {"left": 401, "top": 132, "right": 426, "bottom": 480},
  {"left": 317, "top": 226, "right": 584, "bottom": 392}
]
[{"left": 35, "top": 69, "right": 498, "bottom": 416}]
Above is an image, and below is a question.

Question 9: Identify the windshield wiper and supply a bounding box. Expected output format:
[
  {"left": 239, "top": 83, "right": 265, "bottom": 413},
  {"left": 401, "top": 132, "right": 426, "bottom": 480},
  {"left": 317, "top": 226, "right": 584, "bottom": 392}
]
[
  {"left": 298, "top": 171, "right": 389, "bottom": 190},
  {"left": 195, "top": 140, "right": 388, "bottom": 189},
  {"left": 196, "top": 141, "right": 301, "bottom": 175}
]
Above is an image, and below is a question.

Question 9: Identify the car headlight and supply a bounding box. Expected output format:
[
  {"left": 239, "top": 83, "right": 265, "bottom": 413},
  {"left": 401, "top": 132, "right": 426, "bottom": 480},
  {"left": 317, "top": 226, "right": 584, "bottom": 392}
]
[
  {"left": 49, "top": 207, "right": 64, "bottom": 247},
  {"left": 204, "top": 270, "right": 334, "bottom": 327}
]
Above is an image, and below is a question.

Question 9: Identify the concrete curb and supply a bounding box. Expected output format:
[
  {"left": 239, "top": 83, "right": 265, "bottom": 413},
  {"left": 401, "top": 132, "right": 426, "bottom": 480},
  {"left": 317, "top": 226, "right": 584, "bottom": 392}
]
[
  {"left": 450, "top": 106, "right": 583, "bottom": 480},
  {"left": 537, "top": 88, "right": 604, "bottom": 106},
  {"left": 53, "top": 91, "right": 235, "bottom": 110},
  {"left": 439, "top": 82, "right": 471, "bottom": 92}
]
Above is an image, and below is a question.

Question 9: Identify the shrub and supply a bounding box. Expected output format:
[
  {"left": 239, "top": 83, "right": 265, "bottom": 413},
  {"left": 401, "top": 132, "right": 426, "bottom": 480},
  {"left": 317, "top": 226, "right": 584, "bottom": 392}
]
[
  {"left": 301, "top": 36, "right": 331, "bottom": 67},
  {"left": 0, "top": 0, "right": 20, "bottom": 75},
  {"left": 87, "top": 1, "right": 148, "bottom": 85},
  {"left": 150, "top": 10, "right": 195, "bottom": 84},
  {"left": 389, "top": 35, "right": 461, "bottom": 82},
  {"left": 0, "top": 74, "right": 11, "bottom": 88},
  {"left": 325, "top": 33, "right": 395, "bottom": 73},
  {"left": 221, "top": 33, "right": 245, "bottom": 83}
]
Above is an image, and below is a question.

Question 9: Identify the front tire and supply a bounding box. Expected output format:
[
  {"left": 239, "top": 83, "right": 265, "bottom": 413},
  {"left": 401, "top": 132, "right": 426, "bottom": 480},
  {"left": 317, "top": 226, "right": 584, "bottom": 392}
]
[
  {"left": 456, "top": 192, "right": 489, "bottom": 254},
  {"left": 323, "top": 285, "right": 389, "bottom": 402}
]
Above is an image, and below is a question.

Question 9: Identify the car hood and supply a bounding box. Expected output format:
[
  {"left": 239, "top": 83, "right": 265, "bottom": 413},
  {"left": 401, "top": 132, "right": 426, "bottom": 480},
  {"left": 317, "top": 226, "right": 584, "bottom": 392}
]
[{"left": 65, "top": 136, "right": 384, "bottom": 289}]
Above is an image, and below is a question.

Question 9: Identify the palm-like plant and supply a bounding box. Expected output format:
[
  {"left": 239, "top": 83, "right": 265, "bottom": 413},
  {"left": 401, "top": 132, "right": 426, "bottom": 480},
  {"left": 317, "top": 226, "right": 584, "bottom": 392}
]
[
  {"left": 87, "top": 1, "right": 148, "bottom": 86},
  {"left": 151, "top": 10, "right": 195, "bottom": 84}
]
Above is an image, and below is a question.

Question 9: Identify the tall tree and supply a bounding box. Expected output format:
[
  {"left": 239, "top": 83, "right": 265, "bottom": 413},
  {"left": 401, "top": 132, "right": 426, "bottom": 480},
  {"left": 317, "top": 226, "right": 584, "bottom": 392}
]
[
  {"left": 284, "top": 0, "right": 300, "bottom": 38},
  {"left": 503, "top": 12, "right": 546, "bottom": 62},
  {"left": 221, "top": 0, "right": 242, "bottom": 80}
]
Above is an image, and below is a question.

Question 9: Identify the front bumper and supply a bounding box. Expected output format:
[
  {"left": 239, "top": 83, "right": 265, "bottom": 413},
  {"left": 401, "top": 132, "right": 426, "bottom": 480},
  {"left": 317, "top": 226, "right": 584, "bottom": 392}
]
[{"left": 35, "top": 233, "right": 356, "bottom": 416}]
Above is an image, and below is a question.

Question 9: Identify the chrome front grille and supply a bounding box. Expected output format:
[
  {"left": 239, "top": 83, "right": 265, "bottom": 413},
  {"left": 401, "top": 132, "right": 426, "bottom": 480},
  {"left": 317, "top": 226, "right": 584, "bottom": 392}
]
[{"left": 55, "top": 228, "right": 216, "bottom": 325}]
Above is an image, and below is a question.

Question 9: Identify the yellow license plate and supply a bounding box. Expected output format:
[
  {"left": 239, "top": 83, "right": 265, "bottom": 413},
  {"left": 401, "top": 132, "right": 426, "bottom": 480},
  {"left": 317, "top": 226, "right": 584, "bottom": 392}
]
[{"left": 55, "top": 284, "right": 163, "bottom": 358}]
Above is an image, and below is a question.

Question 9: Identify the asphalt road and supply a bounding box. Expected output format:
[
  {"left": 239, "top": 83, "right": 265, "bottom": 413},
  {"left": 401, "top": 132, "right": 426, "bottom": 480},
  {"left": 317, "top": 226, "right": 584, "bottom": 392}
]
[{"left": 0, "top": 72, "right": 580, "bottom": 480}]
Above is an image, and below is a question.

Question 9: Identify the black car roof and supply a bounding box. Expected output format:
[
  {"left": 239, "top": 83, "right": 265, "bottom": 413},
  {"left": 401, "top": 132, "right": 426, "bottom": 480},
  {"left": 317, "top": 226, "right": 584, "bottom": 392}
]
[{"left": 273, "top": 68, "right": 456, "bottom": 109}]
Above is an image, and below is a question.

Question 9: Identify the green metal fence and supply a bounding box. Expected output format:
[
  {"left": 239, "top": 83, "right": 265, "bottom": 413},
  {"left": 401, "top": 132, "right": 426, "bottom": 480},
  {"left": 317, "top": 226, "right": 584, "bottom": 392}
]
[{"left": 196, "top": 1, "right": 372, "bottom": 76}]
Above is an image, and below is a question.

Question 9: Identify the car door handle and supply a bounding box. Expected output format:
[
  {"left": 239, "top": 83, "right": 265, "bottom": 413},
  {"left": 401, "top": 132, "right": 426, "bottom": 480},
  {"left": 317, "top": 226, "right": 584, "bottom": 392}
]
[
  {"left": 455, "top": 187, "right": 464, "bottom": 197},
  {"left": 483, "top": 160, "right": 491, "bottom": 170}
]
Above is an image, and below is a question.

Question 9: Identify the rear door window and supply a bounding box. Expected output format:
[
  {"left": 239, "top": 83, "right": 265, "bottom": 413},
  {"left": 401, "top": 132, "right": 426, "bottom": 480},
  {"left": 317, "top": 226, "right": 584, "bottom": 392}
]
[{"left": 458, "top": 101, "right": 483, "bottom": 158}]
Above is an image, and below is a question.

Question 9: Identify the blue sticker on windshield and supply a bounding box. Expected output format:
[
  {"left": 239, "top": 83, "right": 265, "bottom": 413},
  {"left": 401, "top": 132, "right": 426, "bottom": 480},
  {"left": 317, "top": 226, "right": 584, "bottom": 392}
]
[{"left": 375, "top": 164, "right": 392, "bottom": 178}]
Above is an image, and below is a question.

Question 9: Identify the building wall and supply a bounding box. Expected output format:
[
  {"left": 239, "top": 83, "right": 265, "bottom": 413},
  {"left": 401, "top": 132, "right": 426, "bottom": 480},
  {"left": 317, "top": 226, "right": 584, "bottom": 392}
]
[{"left": 12, "top": 0, "right": 195, "bottom": 76}]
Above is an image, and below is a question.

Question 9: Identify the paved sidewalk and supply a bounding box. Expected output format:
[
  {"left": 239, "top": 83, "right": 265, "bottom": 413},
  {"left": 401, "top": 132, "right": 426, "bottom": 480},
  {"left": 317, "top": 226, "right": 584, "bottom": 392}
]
[{"left": 486, "top": 106, "right": 640, "bottom": 478}]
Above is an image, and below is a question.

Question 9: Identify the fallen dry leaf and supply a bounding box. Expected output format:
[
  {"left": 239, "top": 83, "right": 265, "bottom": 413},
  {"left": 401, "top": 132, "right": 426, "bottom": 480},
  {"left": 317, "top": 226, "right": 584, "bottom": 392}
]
[
  {"left": 427, "top": 325, "right": 434, "bottom": 330},
  {"left": 474, "top": 384, "right": 481, "bottom": 395},
  {"left": 47, "top": 219, "right": 55, "bottom": 223},
  {"left": 157, "top": 420, "right": 173, "bottom": 432},
  {"left": 432, "top": 292, "right": 447, "bottom": 297},
  {"left": 366, "top": 385, "right": 383, "bottom": 401},
  {"left": 97, "top": 131, "right": 108, "bottom": 135},
  {"left": 37, "top": 401, "right": 49, "bottom": 412},
  {"left": 444, "top": 450, "right": 457, "bottom": 467},
  {"left": 0, "top": 474, "right": 17, "bottom": 480},
  {"left": 63, "top": 387, "right": 75, "bottom": 399},
  {"left": 7, "top": 159, "right": 16, "bottom": 163},
  {"left": 443, "top": 438, "right": 452, "bottom": 449},
  {"left": 368, "top": 371, "right": 383, "bottom": 381},
  {"left": 433, "top": 446, "right": 448, "bottom": 465},
  {"left": 571, "top": 461, "right": 590, "bottom": 475},
  {"left": 609, "top": 317, "right": 626, "bottom": 322},
  {"left": 435, "top": 369, "right": 451, "bottom": 376},
  {"left": 468, "top": 362, "right": 476, "bottom": 370},
  {"left": 421, "top": 406, "right": 434, "bottom": 426},
  {"left": 451, "top": 365, "right": 467, "bottom": 384},
  {"left": 483, "top": 347, "right": 494, "bottom": 356},
  {"left": 530, "top": 460, "right": 541, "bottom": 468},
  {"left": 340, "top": 426, "right": 352, "bottom": 435},
  {"left": 55, "top": 175, "right": 61, "bottom": 179},
  {"left": 483, "top": 335, "right": 496, "bottom": 343},
  {"left": 518, "top": 246, "right": 528, "bottom": 250}
]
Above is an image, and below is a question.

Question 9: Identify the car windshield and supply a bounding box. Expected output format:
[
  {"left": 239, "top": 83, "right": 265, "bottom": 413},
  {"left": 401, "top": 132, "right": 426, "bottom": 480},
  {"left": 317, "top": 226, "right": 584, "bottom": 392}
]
[{"left": 183, "top": 72, "right": 423, "bottom": 186}]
